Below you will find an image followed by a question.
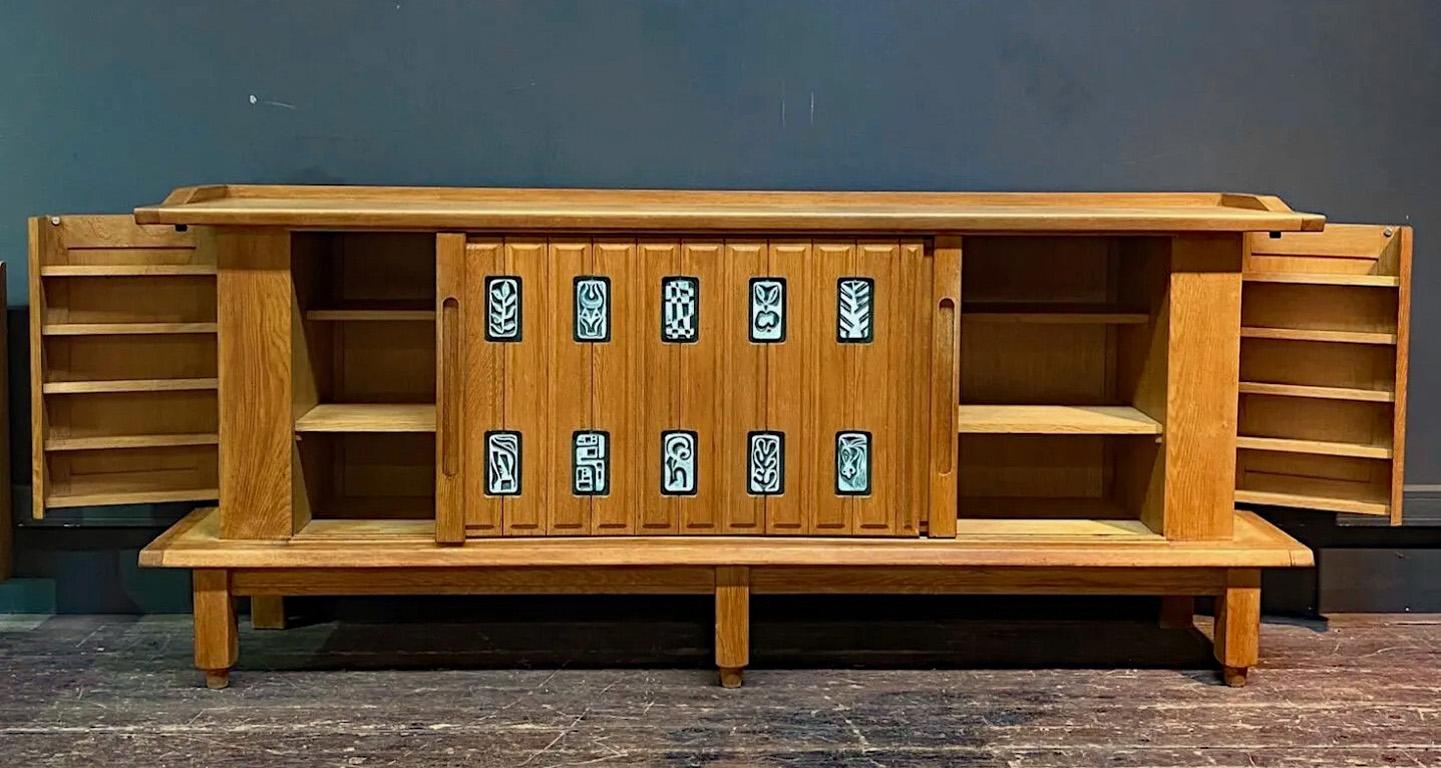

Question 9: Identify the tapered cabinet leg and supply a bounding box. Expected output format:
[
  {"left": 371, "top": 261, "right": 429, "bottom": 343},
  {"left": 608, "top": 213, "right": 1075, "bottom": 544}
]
[
  {"left": 251, "top": 596, "right": 286, "bottom": 630},
  {"left": 193, "top": 569, "right": 238, "bottom": 689},
  {"left": 715, "top": 566, "right": 750, "bottom": 688},
  {"left": 1159, "top": 596, "right": 1195, "bottom": 629},
  {"left": 1214, "top": 569, "right": 1260, "bottom": 687}
]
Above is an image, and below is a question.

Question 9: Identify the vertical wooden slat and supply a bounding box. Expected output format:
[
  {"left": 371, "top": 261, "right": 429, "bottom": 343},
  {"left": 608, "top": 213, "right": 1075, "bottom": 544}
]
[
  {"left": 903, "top": 240, "right": 930, "bottom": 537},
  {"left": 433, "top": 233, "right": 466, "bottom": 544},
  {"left": 1164, "top": 234, "right": 1242, "bottom": 540},
  {"left": 463, "top": 240, "right": 505, "bottom": 535},
  {"left": 547, "top": 240, "right": 592, "bottom": 535},
  {"left": 28, "top": 219, "right": 47, "bottom": 519},
  {"left": 592, "top": 239, "right": 639, "bottom": 534},
  {"left": 811, "top": 242, "right": 852, "bottom": 534},
  {"left": 213, "top": 227, "right": 294, "bottom": 539},
  {"left": 853, "top": 240, "right": 901, "bottom": 534},
  {"left": 678, "top": 241, "right": 723, "bottom": 533},
  {"left": 766, "top": 240, "right": 811, "bottom": 534},
  {"left": 192, "top": 569, "right": 238, "bottom": 688},
  {"left": 1390, "top": 226, "right": 1412, "bottom": 525},
  {"left": 929, "top": 236, "right": 961, "bottom": 538},
  {"left": 723, "top": 240, "right": 767, "bottom": 533},
  {"left": 638, "top": 241, "right": 680, "bottom": 533},
  {"left": 503, "top": 239, "right": 548, "bottom": 535}
]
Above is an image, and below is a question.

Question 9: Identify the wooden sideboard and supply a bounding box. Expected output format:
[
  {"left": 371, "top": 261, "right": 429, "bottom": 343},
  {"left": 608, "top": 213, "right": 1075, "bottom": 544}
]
[{"left": 27, "top": 187, "right": 1412, "bottom": 688}]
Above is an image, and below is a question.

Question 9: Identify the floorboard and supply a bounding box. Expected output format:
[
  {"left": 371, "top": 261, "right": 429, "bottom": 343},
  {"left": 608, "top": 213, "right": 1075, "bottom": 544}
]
[{"left": 0, "top": 607, "right": 1437, "bottom": 767}]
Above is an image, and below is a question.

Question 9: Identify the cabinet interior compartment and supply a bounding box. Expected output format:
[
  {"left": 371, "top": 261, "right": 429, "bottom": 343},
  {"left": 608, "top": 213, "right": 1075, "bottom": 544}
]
[
  {"left": 957, "top": 236, "right": 1168, "bottom": 528},
  {"left": 44, "top": 444, "right": 218, "bottom": 508},
  {"left": 291, "top": 232, "right": 438, "bottom": 523}
]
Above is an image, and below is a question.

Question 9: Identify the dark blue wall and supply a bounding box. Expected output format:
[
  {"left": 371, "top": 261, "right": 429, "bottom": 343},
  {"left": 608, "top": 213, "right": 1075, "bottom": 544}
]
[{"left": 2, "top": 1, "right": 1438, "bottom": 609}]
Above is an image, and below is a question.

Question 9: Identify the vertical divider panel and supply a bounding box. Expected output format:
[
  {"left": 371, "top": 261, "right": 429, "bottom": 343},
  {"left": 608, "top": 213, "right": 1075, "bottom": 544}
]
[
  {"left": 462, "top": 240, "right": 505, "bottom": 535},
  {"left": 1390, "top": 226, "right": 1413, "bottom": 525},
  {"left": 28, "top": 218, "right": 48, "bottom": 518},
  {"left": 503, "top": 239, "right": 549, "bottom": 535},
  {"left": 853, "top": 241, "right": 903, "bottom": 534},
  {"left": 723, "top": 241, "right": 767, "bottom": 533},
  {"left": 903, "top": 240, "right": 931, "bottom": 537},
  {"left": 638, "top": 241, "right": 680, "bottom": 533},
  {"left": 592, "top": 239, "right": 639, "bottom": 534},
  {"left": 1164, "top": 234, "right": 1242, "bottom": 540},
  {"left": 433, "top": 233, "right": 466, "bottom": 544},
  {"left": 928, "top": 236, "right": 961, "bottom": 538},
  {"left": 213, "top": 227, "right": 295, "bottom": 539},
  {"left": 547, "top": 240, "right": 593, "bottom": 535},
  {"left": 678, "top": 241, "right": 724, "bottom": 533},
  {"left": 765, "top": 240, "right": 811, "bottom": 534},
  {"left": 812, "top": 242, "right": 852, "bottom": 534}
]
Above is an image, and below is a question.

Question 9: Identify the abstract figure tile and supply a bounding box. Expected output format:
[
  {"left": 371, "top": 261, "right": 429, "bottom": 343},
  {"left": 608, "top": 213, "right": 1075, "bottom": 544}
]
[
  {"left": 747, "top": 431, "right": 784, "bottom": 495},
  {"left": 837, "top": 277, "right": 874, "bottom": 343},
  {"left": 572, "top": 430, "right": 609, "bottom": 496},
  {"left": 485, "top": 430, "right": 522, "bottom": 496},
  {"left": 835, "top": 430, "right": 871, "bottom": 495},
  {"left": 574, "top": 276, "right": 611, "bottom": 342},
  {"left": 485, "top": 276, "right": 522, "bottom": 342},
  {"left": 749, "top": 278, "right": 786, "bottom": 343},
  {"left": 661, "top": 430, "right": 698, "bottom": 496},
  {"left": 661, "top": 276, "right": 699, "bottom": 343}
]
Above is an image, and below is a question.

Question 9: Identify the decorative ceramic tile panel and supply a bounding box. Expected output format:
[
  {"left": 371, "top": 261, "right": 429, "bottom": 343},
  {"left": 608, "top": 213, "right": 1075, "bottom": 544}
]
[
  {"left": 573, "top": 276, "right": 611, "bottom": 341},
  {"left": 749, "top": 278, "right": 786, "bottom": 343},
  {"left": 747, "top": 431, "right": 785, "bottom": 495},
  {"left": 837, "top": 277, "right": 875, "bottom": 343},
  {"left": 835, "top": 430, "right": 871, "bottom": 495},
  {"left": 484, "top": 276, "right": 522, "bottom": 341},
  {"left": 661, "top": 276, "right": 699, "bottom": 343},
  {"left": 661, "top": 430, "right": 698, "bottom": 496},
  {"left": 485, "top": 430, "right": 522, "bottom": 496},
  {"left": 572, "top": 430, "right": 609, "bottom": 495}
]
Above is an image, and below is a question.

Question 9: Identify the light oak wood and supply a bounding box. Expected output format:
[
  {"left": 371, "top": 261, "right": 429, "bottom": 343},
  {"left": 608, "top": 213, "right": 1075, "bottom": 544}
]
[
  {"left": 1237, "top": 381, "right": 1393, "bottom": 403},
  {"left": 715, "top": 566, "right": 749, "bottom": 687},
  {"left": 1236, "top": 435, "right": 1391, "bottom": 460},
  {"left": 957, "top": 405, "right": 1163, "bottom": 435},
  {"left": 1244, "top": 271, "right": 1399, "bottom": 287},
  {"left": 142, "top": 507, "right": 1311, "bottom": 569},
  {"left": 42, "top": 377, "right": 218, "bottom": 395},
  {"left": 249, "top": 595, "right": 285, "bottom": 630},
  {"left": 1213, "top": 569, "right": 1261, "bottom": 686},
  {"left": 434, "top": 233, "right": 466, "bottom": 544},
  {"left": 44, "top": 433, "right": 219, "bottom": 451},
  {"left": 929, "top": 237, "right": 960, "bottom": 539},
  {"left": 211, "top": 227, "right": 293, "bottom": 539},
  {"left": 136, "top": 186, "right": 1325, "bottom": 232},
  {"left": 42, "top": 322, "right": 216, "bottom": 336},
  {"left": 1240, "top": 326, "right": 1396, "bottom": 345},
  {"left": 191, "top": 569, "right": 237, "bottom": 686},
  {"left": 41, "top": 264, "right": 216, "bottom": 277}
]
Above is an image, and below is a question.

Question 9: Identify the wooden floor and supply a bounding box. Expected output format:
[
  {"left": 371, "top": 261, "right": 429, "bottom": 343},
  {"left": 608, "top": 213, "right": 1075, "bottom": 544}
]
[{"left": 0, "top": 603, "right": 1437, "bottom": 767}]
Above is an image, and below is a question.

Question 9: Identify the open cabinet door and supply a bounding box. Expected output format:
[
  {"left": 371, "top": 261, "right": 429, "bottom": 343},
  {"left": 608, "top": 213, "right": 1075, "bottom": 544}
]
[
  {"left": 29, "top": 215, "right": 218, "bottom": 517},
  {"left": 1235, "top": 224, "right": 1411, "bottom": 523}
]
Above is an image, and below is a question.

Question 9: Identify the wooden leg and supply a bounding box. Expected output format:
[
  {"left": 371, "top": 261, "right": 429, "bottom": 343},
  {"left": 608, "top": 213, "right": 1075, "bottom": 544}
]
[
  {"left": 715, "top": 566, "right": 749, "bottom": 688},
  {"left": 193, "top": 569, "right": 238, "bottom": 689},
  {"left": 1159, "top": 596, "right": 1195, "bottom": 629},
  {"left": 250, "top": 596, "right": 286, "bottom": 630},
  {"left": 1213, "top": 569, "right": 1260, "bottom": 687}
]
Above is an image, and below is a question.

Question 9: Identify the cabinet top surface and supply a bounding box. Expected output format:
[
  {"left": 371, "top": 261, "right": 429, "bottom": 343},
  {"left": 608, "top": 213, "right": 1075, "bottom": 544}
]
[{"left": 135, "top": 185, "right": 1325, "bottom": 233}]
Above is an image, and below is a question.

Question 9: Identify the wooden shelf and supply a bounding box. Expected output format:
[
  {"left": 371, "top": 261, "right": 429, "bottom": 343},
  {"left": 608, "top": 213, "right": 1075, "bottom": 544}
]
[
  {"left": 306, "top": 302, "right": 435, "bottom": 322},
  {"left": 957, "top": 405, "right": 1162, "bottom": 435},
  {"left": 295, "top": 404, "right": 437, "bottom": 433},
  {"left": 40, "top": 265, "right": 216, "bottom": 277},
  {"left": 43, "top": 377, "right": 218, "bottom": 395},
  {"left": 42, "top": 322, "right": 217, "bottom": 336},
  {"left": 1236, "top": 435, "right": 1392, "bottom": 460},
  {"left": 1241, "top": 327, "right": 1396, "bottom": 345},
  {"left": 45, "top": 433, "right": 220, "bottom": 452},
  {"left": 1238, "top": 381, "right": 1394, "bottom": 403},
  {"left": 962, "top": 303, "right": 1148, "bottom": 324},
  {"left": 1235, "top": 477, "right": 1390, "bottom": 517},
  {"left": 142, "top": 507, "right": 1313, "bottom": 569},
  {"left": 1244, "top": 271, "right": 1399, "bottom": 288},
  {"left": 47, "top": 487, "right": 219, "bottom": 509}
]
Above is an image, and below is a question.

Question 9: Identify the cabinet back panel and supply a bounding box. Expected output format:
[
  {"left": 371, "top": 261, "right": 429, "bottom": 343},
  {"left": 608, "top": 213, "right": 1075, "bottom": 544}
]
[
  {"left": 47, "top": 391, "right": 218, "bottom": 438},
  {"left": 1240, "top": 338, "right": 1395, "bottom": 392},
  {"left": 962, "top": 237, "right": 1112, "bottom": 302},
  {"left": 334, "top": 322, "right": 436, "bottom": 402},
  {"left": 1238, "top": 394, "right": 1391, "bottom": 448},
  {"left": 47, "top": 445, "right": 218, "bottom": 500},
  {"left": 1241, "top": 283, "right": 1397, "bottom": 333},
  {"left": 961, "top": 324, "right": 1110, "bottom": 404},
  {"left": 43, "top": 334, "right": 218, "bottom": 382},
  {"left": 959, "top": 435, "right": 1107, "bottom": 498},
  {"left": 43, "top": 276, "right": 216, "bottom": 324}
]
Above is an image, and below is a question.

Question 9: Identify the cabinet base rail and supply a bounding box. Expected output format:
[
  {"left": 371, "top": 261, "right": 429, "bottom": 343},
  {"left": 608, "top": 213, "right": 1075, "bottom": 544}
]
[{"left": 148, "top": 507, "right": 1305, "bottom": 689}]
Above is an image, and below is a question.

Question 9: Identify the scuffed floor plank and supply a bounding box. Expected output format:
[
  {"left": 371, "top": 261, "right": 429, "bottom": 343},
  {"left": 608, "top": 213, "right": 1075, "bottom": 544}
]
[{"left": 0, "top": 612, "right": 1438, "bottom": 767}]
